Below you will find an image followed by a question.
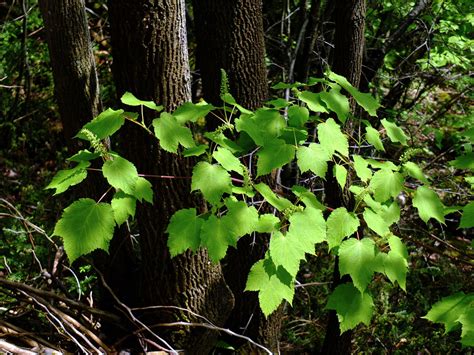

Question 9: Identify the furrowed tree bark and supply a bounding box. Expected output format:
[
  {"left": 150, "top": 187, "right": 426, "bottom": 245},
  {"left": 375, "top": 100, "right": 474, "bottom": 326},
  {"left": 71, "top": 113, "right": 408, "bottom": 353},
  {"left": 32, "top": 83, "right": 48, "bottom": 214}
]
[
  {"left": 322, "top": 1, "right": 366, "bottom": 354},
  {"left": 193, "top": 1, "right": 282, "bottom": 351},
  {"left": 108, "top": 1, "right": 234, "bottom": 352}
]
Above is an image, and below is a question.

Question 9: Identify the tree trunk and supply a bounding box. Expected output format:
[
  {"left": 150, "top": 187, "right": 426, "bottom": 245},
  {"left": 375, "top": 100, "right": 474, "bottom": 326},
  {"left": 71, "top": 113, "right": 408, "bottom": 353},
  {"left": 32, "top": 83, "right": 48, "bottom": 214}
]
[
  {"left": 193, "top": 0, "right": 267, "bottom": 112},
  {"left": 322, "top": 1, "right": 366, "bottom": 354},
  {"left": 108, "top": 1, "right": 234, "bottom": 352},
  {"left": 193, "top": 1, "right": 283, "bottom": 351}
]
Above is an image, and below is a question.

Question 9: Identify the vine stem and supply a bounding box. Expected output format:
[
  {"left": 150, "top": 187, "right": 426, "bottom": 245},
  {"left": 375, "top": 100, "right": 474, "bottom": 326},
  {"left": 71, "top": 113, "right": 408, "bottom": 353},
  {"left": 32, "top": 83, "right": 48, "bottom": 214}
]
[{"left": 97, "top": 186, "right": 113, "bottom": 203}]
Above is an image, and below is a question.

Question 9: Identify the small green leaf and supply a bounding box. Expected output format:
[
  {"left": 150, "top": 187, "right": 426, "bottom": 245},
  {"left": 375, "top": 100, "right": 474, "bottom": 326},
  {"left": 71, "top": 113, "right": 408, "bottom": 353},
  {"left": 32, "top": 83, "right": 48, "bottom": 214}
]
[
  {"left": 381, "top": 119, "right": 408, "bottom": 145},
  {"left": 298, "top": 91, "right": 328, "bottom": 113},
  {"left": 255, "top": 214, "right": 280, "bottom": 233},
  {"left": 383, "top": 235, "right": 408, "bottom": 290},
  {"left": 200, "top": 215, "right": 237, "bottom": 262},
  {"left": 353, "top": 155, "right": 372, "bottom": 182},
  {"left": 423, "top": 292, "right": 474, "bottom": 333},
  {"left": 296, "top": 143, "right": 331, "bottom": 178},
  {"left": 46, "top": 161, "right": 90, "bottom": 195},
  {"left": 235, "top": 109, "right": 286, "bottom": 146},
  {"left": 320, "top": 85, "right": 350, "bottom": 123},
  {"left": 213, "top": 147, "right": 243, "bottom": 175},
  {"left": 339, "top": 238, "right": 376, "bottom": 293},
  {"left": 152, "top": 112, "right": 195, "bottom": 153},
  {"left": 460, "top": 201, "right": 474, "bottom": 228},
  {"left": 334, "top": 164, "right": 347, "bottom": 189},
  {"left": 269, "top": 231, "right": 305, "bottom": 277},
  {"left": 326, "top": 207, "right": 360, "bottom": 250},
  {"left": 192, "top": 162, "right": 232, "bottom": 205},
  {"left": 67, "top": 150, "right": 100, "bottom": 162},
  {"left": 111, "top": 191, "right": 136, "bottom": 226},
  {"left": 365, "top": 126, "right": 385, "bottom": 151},
  {"left": 369, "top": 168, "right": 404, "bottom": 202},
  {"left": 318, "top": 118, "right": 349, "bottom": 157},
  {"left": 183, "top": 145, "right": 208, "bottom": 157},
  {"left": 288, "top": 105, "right": 309, "bottom": 127},
  {"left": 363, "top": 208, "right": 391, "bottom": 237},
  {"left": 327, "top": 71, "right": 380, "bottom": 116},
  {"left": 254, "top": 182, "right": 293, "bottom": 211},
  {"left": 326, "top": 283, "right": 374, "bottom": 333},
  {"left": 53, "top": 199, "right": 115, "bottom": 263},
  {"left": 224, "top": 197, "right": 259, "bottom": 237},
  {"left": 173, "top": 101, "right": 213, "bottom": 124},
  {"left": 257, "top": 139, "right": 296, "bottom": 177},
  {"left": 291, "top": 185, "right": 325, "bottom": 210},
  {"left": 121, "top": 92, "right": 163, "bottom": 111},
  {"left": 413, "top": 186, "right": 445, "bottom": 224},
  {"left": 288, "top": 207, "right": 326, "bottom": 252},
  {"left": 133, "top": 177, "right": 153, "bottom": 203},
  {"left": 102, "top": 156, "right": 139, "bottom": 195},
  {"left": 166, "top": 208, "right": 204, "bottom": 257},
  {"left": 450, "top": 153, "right": 474, "bottom": 170},
  {"left": 76, "top": 108, "right": 125, "bottom": 140},
  {"left": 403, "top": 162, "right": 429, "bottom": 184}
]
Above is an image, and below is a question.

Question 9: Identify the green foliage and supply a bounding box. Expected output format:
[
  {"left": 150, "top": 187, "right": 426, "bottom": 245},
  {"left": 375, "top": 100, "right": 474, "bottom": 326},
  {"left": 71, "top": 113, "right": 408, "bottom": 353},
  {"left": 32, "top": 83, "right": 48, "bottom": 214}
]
[{"left": 412, "top": 186, "right": 445, "bottom": 224}]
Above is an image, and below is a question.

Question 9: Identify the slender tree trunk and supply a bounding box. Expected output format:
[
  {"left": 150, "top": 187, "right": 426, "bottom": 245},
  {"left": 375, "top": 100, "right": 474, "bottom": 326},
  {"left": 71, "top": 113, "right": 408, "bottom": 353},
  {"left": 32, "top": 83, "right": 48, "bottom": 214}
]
[
  {"left": 193, "top": 1, "right": 283, "bottom": 351},
  {"left": 108, "top": 1, "right": 234, "bottom": 352},
  {"left": 322, "top": 1, "right": 366, "bottom": 354}
]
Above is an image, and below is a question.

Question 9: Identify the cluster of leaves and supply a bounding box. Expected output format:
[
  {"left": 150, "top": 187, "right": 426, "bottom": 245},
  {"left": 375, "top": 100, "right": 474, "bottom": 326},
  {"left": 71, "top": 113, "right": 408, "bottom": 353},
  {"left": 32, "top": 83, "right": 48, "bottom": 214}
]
[{"left": 47, "top": 71, "right": 472, "bottom": 338}]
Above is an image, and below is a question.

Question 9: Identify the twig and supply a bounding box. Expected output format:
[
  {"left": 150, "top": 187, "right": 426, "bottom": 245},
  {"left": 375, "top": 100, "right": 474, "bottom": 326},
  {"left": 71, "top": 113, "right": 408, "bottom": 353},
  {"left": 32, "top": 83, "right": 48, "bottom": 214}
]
[{"left": 0, "top": 339, "right": 37, "bottom": 355}]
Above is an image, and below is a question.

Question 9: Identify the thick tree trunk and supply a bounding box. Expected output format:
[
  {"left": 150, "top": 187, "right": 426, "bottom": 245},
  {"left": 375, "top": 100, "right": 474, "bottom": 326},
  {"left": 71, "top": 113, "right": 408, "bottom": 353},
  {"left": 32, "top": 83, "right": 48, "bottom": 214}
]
[
  {"left": 322, "top": 1, "right": 366, "bottom": 354},
  {"left": 193, "top": 0, "right": 267, "bottom": 112},
  {"left": 108, "top": 1, "right": 234, "bottom": 352},
  {"left": 38, "top": 0, "right": 101, "bottom": 144},
  {"left": 193, "top": 1, "right": 283, "bottom": 351}
]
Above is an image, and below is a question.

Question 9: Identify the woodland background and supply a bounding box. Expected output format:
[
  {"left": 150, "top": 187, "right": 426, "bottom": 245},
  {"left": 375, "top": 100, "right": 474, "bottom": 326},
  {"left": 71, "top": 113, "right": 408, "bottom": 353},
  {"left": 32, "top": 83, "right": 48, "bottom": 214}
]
[{"left": 0, "top": 0, "right": 473, "bottom": 353}]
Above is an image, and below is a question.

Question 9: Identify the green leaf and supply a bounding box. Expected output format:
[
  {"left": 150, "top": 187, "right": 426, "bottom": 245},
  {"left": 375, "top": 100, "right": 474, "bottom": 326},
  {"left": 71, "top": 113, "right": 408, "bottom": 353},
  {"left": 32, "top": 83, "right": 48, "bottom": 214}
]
[
  {"left": 363, "top": 208, "right": 391, "bottom": 237},
  {"left": 413, "top": 186, "right": 445, "bottom": 224},
  {"left": 366, "top": 159, "right": 398, "bottom": 171},
  {"left": 318, "top": 118, "right": 349, "bottom": 157},
  {"left": 326, "top": 283, "right": 374, "bottom": 333},
  {"left": 266, "top": 98, "right": 290, "bottom": 109},
  {"left": 102, "top": 156, "right": 139, "bottom": 195},
  {"left": 166, "top": 208, "right": 204, "bottom": 257},
  {"left": 269, "top": 231, "right": 305, "bottom": 277},
  {"left": 221, "top": 93, "right": 252, "bottom": 114},
  {"left": 423, "top": 292, "right": 474, "bottom": 333},
  {"left": 383, "top": 235, "right": 408, "bottom": 290},
  {"left": 224, "top": 197, "right": 259, "bottom": 237},
  {"left": 326, "top": 207, "right": 360, "bottom": 250},
  {"left": 235, "top": 109, "right": 286, "bottom": 146},
  {"left": 213, "top": 147, "right": 243, "bottom": 175},
  {"left": 111, "top": 191, "right": 136, "bottom": 226},
  {"left": 298, "top": 91, "right": 328, "bottom": 113},
  {"left": 334, "top": 164, "right": 347, "bottom": 189},
  {"left": 450, "top": 153, "right": 474, "bottom": 170},
  {"left": 192, "top": 162, "right": 232, "bottom": 205},
  {"left": 365, "top": 126, "right": 385, "bottom": 151},
  {"left": 254, "top": 182, "right": 293, "bottom": 211},
  {"left": 288, "top": 105, "right": 309, "bottom": 127},
  {"left": 319, "top": 85, "right": 350, "bottom": 123},
  {"left": 291, "top": 185, "right": 325, "bottom": 210},
  {"left": 53, "top": 199, "right": 115, "bottom": 263},
  {"left": 459, "top": 308, "right": 474, "bottom": 347},
  {"left": 460, "top": 201, "right": 474, "bottom": 228},
  {"left": 245, "top": 258, "right": 294, "bottom": 317},
  {"left": 120, "top": 92, "right": 163, "bottom": 111},
  {"left": 67, "top": 149, "right": 100, "bottom": 162},
  {"left": 287, "top": 207, "right": 326, "bottom": 252},
  {"left": 200, "top": 215, "right": 236, "bottom": 262},
  {"left": 255, "top": 214, "right": 280, "bottom": 233},
  {"left": 46, "top": 161, "right": 90, "bottom": 195},
  {"left": 327, "top": 71, "right": 380, "bottom": 116},
  {"left": 257, "top": 139, "right": 296, "bottom": 177},
  {"left": 339, "top": 238, "right": 376, "bottom": 293},
  {"left": 133, "top": 177, "right": 153, "bottom": 203},
  {"left": 152, "top": 112, "right": 195, "bottom": 153},
  {"left": 296, "top": 143, "right": 331, "bottom": 178},
  {"left": 381, "top": 119, "right": 408, "bottom": 146},
  {"left": 353, "top": 155, "right": 372, "bottom": 183},
  {"left": 369, "top": 168, "right": 404, "bottom": 202},
  {"left": 76, "top": 108, "right": 125, "bottom": 140},
  {"left": 403, "top": 162, "right": 429, "bottom": 184},
  {"left": 183, "top": 145, "right": 208, "bottom": 157},
  {"left": 173, "top": 101, "right": 213, "bottom": 124}
]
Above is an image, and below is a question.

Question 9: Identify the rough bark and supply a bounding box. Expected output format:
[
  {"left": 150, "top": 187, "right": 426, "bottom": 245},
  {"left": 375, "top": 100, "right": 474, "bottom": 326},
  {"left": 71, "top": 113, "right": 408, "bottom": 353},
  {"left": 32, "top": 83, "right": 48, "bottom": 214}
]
[
  {"left": 322, "top": 1, "right": 366, "bottom": 354},
  {"left": 108, "top": 1, "right": 234, "bottom": 352},
  {"left": 38, "top": 0, "right": 101, "bottom": 145},
  {"left": 193, "top": 0, "right": 267, "bottom": 112}
]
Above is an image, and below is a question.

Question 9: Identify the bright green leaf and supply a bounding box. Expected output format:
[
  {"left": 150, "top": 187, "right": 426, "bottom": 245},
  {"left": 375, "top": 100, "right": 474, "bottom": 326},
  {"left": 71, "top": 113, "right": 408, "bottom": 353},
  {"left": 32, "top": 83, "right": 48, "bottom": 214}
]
[
  {"left": 111, "top": 191, "right": 136, "bottom": 226},
  {"left": 53, "top": 199, "right": 115, "bottom": 263},
  {"left": 365, "top": 126, "right": 385, "bottom": 151},
  {"left": 296, "top": 143, "right": 331, "bottom": 178},
  {"left": 255, "top": 214, "right": 280, "bottom": 233},
  {"left": 102, "top": 156, "right": 139, "bottom": 195},
  {"left": 254, "top": 182, "right": 293, "bottom": 211},
  {"left": 288, "top": 105, "right": 309, "bottom": 127},
  {"left": 173, "top": 101, "right": 213, "bottom": 124},
  {"left": 363, "top": 208, "right": 391, "bottom": 237},
  {"left": 353, "top": 155, "right": 372, "bottom": 182},
  {"left": 288, "top": 207, "right": 326, "bottom": 252},
  {"left": 224, "top": 197, "right": 259, "bottom": 237},
  {"left": 403, "top": 162, "right": 429, "bottom": 184},
  {"left": 76, "top": 108, "right": 125, "bottom": 140},
  {"left": 369, "top": 168, "right": 404, "bottom": 202},
  {"left": 413, "top": 186, "right": 445, "bottom": 224},
  {"left": 152, "top": 112, "right": 195, "bottom": 153},
  {"left": 291, "top": 185, "right": 325, "bottom": 210},
  {"left": 339, "top": 238, "right": 376, "bottom": 293},
  {"left": 269, "top": 231, "right": 305, "bottom": 277},
  {"left": 334, "top": 164, "right": 347, "bottom": 189},
  {"left": 200, "top": 215, "right": 236, "bottom": 262},
  {"left": 326, "top": 207, "right": 360, "bottom": 250},
  {"left": 459, "top": 308, "right": 474, "bottom": 347},
  {"left": 46, "top": 161, "right": 90, "bottom": 195},
  {"left": 460, "top": 202, "right": 474, "bottom": 228},
  {"left": 320, "top": 85, "right": 350, "bottom": 123},
  {"left": 257, "top": 139, "right": 296, "bottom": 177},
  {"left": 381, "top": 119, "right": 408, "bottom": 146},
  {"left": 192, "top": 162, "right": 232, "bottom": 205},
  {"left": 183, "top": 145, "right": 208, "bottom": 157},
  {"left": 67, "top": 150, "right": 100, "bottom": 162},
  {"left": 121, "top": 92, "right": 163, "bottom": 111},
  {"left": 298, "top": 91, "right": 328, "bottom": 113},
  {"left": 133, "top": 177, "right": 153, "bottom": 203},
  {"left": 166, "top": 208, "right": 203, "bottom": 257},
  {"left": 318, "top": 118, "right": 349, "bottom": 157},
  {"left": 213, "top": 147, "right": 243, "bottom": 175}
]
